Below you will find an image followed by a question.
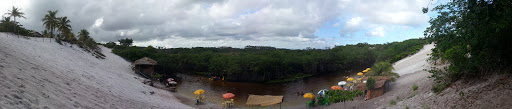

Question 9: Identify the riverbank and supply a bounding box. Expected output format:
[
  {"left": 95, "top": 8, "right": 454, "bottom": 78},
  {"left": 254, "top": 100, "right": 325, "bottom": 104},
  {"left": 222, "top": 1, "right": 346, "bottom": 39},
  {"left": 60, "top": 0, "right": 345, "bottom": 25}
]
[{"left": 0, "top": 33, "right": 191, "bottom": 108}]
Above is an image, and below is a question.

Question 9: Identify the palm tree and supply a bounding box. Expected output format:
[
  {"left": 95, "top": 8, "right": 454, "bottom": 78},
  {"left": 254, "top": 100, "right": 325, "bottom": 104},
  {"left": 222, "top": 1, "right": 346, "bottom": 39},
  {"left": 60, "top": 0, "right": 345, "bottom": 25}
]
[
  {"left": 42, "top": 10, "right": 58, "bottom": 38},
  {"left": 4, "top": 6, "right": 26, "bottom": 38},
  {"left": 57, "top": 16, "right": 71, "bottom": 40},
  {"left": 78, "top": 29, "right": 90, "bottom": 42}
]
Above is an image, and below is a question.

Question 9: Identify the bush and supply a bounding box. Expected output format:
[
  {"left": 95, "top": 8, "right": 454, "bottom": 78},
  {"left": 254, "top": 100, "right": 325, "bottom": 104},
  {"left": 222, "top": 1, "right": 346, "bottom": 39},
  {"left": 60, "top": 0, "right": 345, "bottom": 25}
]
[
  {"left": 412, "top": 84, "right": 418, "bottom": 91},
  {"left": 325, "top": 90, "right": 363, "bottom": 103},
  {"left": 426, "top": 0, "right": 512, "bottom": 93},
  {"left": 368, "top": 62, "right": 399, "bottom": 78},
  {"left": 390, "top": 100, "right": 397, "bottom": 106},
  {"left": 104, "top": 41, "right": 116, "bottom": 48},
  {"left": 366, "top": 77, "right": 376, "bottom": 90}
]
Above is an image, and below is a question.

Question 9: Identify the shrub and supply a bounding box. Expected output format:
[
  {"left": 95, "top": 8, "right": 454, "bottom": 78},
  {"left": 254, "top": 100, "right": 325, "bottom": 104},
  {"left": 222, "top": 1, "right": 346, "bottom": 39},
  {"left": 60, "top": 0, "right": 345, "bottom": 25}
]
[
  {"left": 412, "top": 84, "right": 418, "bottom": 91},
  {"left": 366, "top": 77, "right": 376, "bottom": 90},
  {"left": 390, "top": 100, "right": 397, "bottom": 106}
]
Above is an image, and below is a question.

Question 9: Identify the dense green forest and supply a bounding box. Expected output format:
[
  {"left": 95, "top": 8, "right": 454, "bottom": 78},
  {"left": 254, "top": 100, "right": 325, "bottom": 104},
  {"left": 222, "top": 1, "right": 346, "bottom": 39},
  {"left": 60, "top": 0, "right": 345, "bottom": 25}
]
[
  {"left": 425, "top": 0, "right": 512, "bottom": 92},
  {"left": 111, "top": 38, "right": 428, "bottom": 83}
]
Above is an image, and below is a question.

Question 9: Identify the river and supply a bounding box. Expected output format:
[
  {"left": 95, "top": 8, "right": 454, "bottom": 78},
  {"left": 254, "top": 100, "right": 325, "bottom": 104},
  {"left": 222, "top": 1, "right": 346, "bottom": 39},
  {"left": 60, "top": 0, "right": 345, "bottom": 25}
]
[{"left": 174, "top": 69, "right": 364, "bottom": 108}]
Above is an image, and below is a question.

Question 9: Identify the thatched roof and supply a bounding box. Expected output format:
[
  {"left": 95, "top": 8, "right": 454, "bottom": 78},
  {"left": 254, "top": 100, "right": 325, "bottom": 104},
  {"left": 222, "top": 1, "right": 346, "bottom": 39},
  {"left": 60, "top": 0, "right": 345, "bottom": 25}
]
[
  {"left": 31, "top": 32, "right": 42, "bottom": 37},
  {"left": 246, "top": 95, "right": 283, "bottom": 106},
  {"left": 133, "top": 57, "right": 157, "bottom": 65}
]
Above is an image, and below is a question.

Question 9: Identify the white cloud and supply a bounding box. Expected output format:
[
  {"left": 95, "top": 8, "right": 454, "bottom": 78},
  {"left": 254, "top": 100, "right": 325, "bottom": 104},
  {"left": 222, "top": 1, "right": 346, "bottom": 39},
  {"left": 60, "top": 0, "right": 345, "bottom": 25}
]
[
  {"left": 338, "top": 0, "right": 430, "bottom": 38},
  {"left": 366, "top": 26, "right": 385, "bottom": 37},
  {"left": 1, "top": 0, "right": 434, "bottom": 49}
]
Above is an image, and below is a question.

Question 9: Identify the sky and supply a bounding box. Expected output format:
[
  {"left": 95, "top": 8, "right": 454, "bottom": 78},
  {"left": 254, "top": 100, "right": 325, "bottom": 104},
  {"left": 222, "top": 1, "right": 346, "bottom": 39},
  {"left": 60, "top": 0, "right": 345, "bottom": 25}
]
[{"left": 1, "top": 0, "right": 443, "bottom": 49}]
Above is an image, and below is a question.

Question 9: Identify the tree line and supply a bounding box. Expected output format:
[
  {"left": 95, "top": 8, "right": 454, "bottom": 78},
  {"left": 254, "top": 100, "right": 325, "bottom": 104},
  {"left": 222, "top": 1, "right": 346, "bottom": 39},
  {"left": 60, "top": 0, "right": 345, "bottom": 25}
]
[{"left": 110, "top": 38, "right": 428, "bottom": 83}]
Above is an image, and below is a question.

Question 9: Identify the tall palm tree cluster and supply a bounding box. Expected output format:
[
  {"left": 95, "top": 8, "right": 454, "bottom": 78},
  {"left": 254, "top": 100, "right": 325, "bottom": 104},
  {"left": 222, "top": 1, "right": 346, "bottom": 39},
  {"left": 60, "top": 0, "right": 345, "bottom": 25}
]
[
  {"left": 3, "top": 6, "right": 104, "bottom": 58},
  {"left": 41, "top": 10, "right": 103, "bottom": 58},
  {"left": 42, "top": 10, "right": 76, "bottom": 43},
  {"left": 3, "top": 6, "right": 26, "bottom": 38}
]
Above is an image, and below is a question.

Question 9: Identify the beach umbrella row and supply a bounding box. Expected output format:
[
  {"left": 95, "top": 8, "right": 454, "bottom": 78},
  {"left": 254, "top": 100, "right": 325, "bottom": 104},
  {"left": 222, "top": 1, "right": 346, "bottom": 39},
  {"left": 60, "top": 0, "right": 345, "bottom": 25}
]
[{"left": 357, "top": 72, "right": 363, "bottom": 76}]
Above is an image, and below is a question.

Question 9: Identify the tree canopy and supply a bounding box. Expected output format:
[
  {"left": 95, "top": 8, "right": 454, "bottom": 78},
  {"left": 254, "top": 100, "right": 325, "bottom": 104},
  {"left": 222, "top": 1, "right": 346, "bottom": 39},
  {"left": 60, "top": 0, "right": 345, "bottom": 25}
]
[
  {"left": 112, "top": 38, "right": 428, "bottom": 83},
  {"left": 426, "top": 0, "right": 512, "bottom": 92}
]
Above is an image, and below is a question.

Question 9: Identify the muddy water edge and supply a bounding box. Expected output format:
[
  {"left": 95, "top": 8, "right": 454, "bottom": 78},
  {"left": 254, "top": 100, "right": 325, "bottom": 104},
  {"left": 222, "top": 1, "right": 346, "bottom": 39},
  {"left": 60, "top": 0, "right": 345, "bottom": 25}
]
[{"left": 174, "top": 69, "right": 364, "bottom": 108}]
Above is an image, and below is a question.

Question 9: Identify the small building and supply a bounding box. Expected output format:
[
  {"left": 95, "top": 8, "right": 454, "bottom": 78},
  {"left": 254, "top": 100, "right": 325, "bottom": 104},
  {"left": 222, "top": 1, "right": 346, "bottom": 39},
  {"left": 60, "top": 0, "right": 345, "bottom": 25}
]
[
  {"left": 132, "top": 57, "right": 158, "bottom": 78},
  {"left": 31, "top": 32, "right": 43, "bottom": 37},
  {"left": 355, "top": 76, "right": 393, "bottom": 100}
]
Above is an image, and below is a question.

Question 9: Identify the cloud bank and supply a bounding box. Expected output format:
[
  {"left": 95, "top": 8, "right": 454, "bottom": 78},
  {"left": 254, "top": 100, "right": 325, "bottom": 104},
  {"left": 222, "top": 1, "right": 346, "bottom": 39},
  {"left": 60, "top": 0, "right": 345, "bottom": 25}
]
[{"left": 2, "top": 0, "right": 433, "bottom": 49}]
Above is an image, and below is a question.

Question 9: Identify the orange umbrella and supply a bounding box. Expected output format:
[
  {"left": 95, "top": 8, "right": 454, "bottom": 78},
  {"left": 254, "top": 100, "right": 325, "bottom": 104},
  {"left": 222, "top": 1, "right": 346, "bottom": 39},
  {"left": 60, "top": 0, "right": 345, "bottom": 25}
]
[
  {"left": 222, "top": 93, "right": 235, "bottom": 99},
  {"left": 331, "top": 86, "right": 342, "bottom": 90}
]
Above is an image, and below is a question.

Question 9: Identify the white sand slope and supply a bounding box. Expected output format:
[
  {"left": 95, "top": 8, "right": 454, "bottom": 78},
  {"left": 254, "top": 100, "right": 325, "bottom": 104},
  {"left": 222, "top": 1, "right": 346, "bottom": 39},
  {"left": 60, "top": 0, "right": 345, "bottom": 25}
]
[
  {"left": 393, "top": 44, "right": 434, "bottom": 76},
  {"left": 0, "top": 33, "right": 192, "bottom": 109}
]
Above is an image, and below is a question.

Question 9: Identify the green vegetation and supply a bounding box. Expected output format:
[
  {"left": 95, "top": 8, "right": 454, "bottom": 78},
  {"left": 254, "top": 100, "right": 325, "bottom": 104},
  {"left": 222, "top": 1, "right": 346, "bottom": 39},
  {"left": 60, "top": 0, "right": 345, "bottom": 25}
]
[
  {"left": 425, "top": 0, "right": 512, "bottom": 92},
  {"left": 412, "top": 84, "right": 418, "bottom": 91},
  {"left": 1, "top": 7, "right": 32, "bottom": 37},
  {"left": 111, "top": 38, "right": 428, "bottom": 83},
  {"left": 366, "top": 76, "right": 376, "bottom": 90},
  {"left": 389, "top": 100, "right": 397, "bottom": 106},
  {"left": 2, "top": 7, "right": 103, "bottom": 59},
  {"left": 118, "top": 38, "right": 134, "bottom": 46},
  {"left": 4, "top": 6, "right": 26, "bottom": 38},
  {"left": 325, "top": 90, "right": 363, "bottom": 103},
  {"left": 368, "top": 62, "right": 400, "bottom": 77}
]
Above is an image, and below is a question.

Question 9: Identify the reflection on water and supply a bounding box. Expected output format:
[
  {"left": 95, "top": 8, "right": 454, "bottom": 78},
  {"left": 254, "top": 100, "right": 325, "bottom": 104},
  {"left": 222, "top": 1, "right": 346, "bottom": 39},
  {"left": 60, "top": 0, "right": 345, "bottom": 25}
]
[{"left": 175, "top": 70, "right": 360, "bottom": 108}]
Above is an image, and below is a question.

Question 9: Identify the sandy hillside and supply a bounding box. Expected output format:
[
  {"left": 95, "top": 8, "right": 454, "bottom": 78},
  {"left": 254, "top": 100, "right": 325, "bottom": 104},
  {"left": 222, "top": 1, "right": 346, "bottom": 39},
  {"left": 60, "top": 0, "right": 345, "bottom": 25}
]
[
  {"left": 323, "top": 43, "right": 512, "bottom": 109},
  {"left": 392, "top": 44, "right": 434, "bottom": 76},
  {"left": 0, "top": 33, "right": 192, "bottom": 109}
]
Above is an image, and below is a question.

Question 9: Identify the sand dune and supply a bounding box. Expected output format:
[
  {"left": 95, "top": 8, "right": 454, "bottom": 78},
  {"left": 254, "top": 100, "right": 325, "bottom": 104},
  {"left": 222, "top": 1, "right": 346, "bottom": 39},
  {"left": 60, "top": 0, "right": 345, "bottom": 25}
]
[{"left": 0, "top": 33, "right": 192, "bottom": 109}]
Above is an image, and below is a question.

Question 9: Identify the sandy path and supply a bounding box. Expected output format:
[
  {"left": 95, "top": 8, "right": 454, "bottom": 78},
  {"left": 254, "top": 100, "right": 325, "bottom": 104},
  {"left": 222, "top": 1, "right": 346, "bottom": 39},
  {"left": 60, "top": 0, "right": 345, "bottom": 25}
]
[
  {"left": 0, "top": 33, "right": 192, "bottom": 109},
  {"left": 392, "top": 44, "right": 434, "bottom": 76}
]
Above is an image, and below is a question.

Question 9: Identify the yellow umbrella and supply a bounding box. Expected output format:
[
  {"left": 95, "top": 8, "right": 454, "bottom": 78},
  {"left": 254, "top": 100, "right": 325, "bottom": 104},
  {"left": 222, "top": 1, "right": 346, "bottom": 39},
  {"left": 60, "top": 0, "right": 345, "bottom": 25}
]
[
  {"left": 347, "top": 78, "right": 354, "bottom": 81},
  {"left": 194, "top": 89, "right": 205, "bottom": 95},
  {"left": 303, "top": 93, "right": 315, "bottom": 99},
  {"left": 366, "top": 68, "right": 371, "bottom": 71},
  {"left": 362, "top": 70, "right": 368, "bottom": 73},
  {"left": 357, "top": 72, "right": 363, "bottom": 76}
]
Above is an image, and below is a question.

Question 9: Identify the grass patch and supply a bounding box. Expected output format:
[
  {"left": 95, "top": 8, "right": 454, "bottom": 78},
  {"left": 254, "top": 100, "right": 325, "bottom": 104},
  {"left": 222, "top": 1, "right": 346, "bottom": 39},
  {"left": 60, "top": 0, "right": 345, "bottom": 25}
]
[
  {"left": 412, "top": 84, "right": 418, "bottom": 91},
  {"left": 390, "top": 100, "right": 397, "bottom": 106}
]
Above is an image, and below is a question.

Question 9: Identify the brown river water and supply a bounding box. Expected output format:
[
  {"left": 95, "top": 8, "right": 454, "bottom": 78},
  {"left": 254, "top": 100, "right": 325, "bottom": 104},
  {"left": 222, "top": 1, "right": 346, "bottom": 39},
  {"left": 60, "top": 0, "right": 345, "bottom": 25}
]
[{"left": 174, "top": 69, "right": 364, "bottom": 108}]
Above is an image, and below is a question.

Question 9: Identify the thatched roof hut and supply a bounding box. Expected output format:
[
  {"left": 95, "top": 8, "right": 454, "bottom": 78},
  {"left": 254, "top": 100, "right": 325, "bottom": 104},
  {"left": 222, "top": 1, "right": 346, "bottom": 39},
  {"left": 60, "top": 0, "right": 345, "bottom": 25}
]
[
  {"left": 133, "top": 57, "right": 157, "bottom": 78},
  {"left": 133, "top": 57, "right": 157, "bottom": 65}
]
